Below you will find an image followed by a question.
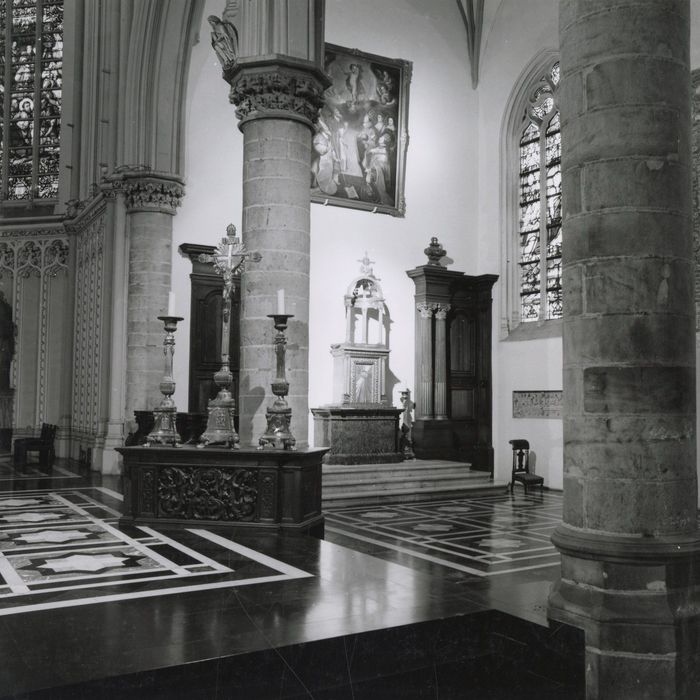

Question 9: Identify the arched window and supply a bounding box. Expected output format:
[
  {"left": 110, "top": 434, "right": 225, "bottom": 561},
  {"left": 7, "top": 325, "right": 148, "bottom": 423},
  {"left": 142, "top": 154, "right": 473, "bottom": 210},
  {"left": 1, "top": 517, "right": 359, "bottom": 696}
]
[
  {"left": 0, "top": 0, "right": 63, "bottom": 205},
  {"left": 517, "top": 61, "right": 561, "bottom": 322}
]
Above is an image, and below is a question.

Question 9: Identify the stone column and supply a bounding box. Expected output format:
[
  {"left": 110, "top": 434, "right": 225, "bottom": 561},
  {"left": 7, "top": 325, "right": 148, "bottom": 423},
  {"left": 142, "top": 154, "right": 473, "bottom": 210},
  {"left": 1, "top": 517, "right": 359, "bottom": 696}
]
[
  {"left": 550, "top": 2, "right": 700, "bottom": 698},
  {"left": 434, "top": 304, "right": 449, "bottom": 420},
  {"left": 120, "top": 170, "right": 183, "bottom": 425},
  {"left": 215, "top": 1, "right": 327, "bottom": 447},
  {"left": 415, "top": 302, "right": 434, "bottom": 420}
]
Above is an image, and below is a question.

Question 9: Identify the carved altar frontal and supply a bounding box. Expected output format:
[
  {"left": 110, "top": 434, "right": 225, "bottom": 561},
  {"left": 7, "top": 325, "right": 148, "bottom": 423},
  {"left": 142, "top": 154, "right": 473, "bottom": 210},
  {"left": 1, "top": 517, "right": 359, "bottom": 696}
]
[
  {"left": 117, "top": 446, "right": 327, "bottom": 534},
  {"left": 512, "top": 390, "right": 562, "bottom": 419}
]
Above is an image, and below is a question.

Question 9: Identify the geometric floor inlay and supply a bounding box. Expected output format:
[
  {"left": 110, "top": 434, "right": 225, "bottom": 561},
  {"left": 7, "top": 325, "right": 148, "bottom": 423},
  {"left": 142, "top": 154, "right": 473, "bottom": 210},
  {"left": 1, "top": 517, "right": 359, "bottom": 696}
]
[
  {"left": 325, "top": 491, "right": 563, "bottom": 577},
  {"left": 0, "top": 455, "right": 82, "bottom": 482},
  {"left": 0, "top": 486, "right": 312, "bottom": 615}
]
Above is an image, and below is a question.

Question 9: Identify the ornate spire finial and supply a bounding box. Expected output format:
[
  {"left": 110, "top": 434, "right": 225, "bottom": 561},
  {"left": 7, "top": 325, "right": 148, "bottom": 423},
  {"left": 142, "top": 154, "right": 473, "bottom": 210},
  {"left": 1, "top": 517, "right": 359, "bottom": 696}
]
[{"left": 424, "top": 237, "right": 447, "bottom": 266}]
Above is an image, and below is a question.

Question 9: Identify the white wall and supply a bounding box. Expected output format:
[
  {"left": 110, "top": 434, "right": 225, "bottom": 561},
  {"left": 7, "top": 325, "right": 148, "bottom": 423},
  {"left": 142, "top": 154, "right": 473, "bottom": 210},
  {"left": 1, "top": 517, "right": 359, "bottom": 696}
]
[
  {"left": 172, "top": 0, "right": 699, "bottom": 485},
  {"left": 173, "top": 0, "right": 481, "bottom": 443},
  {"left": 477, "top": 0, "right": 563, "bottom": 487}
]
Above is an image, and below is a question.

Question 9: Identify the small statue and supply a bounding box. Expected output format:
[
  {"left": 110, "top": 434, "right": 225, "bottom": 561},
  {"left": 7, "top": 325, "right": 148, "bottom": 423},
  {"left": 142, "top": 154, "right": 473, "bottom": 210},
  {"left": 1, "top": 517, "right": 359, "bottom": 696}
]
[
  {"left": 424, "top": 236, "right": 447, "bottom": 266},
  {"left": 399, "top": 388, "right": 416, "bottom": 459},
  {"left": 208, "top": 15, "right": 238, "bottom": 68}
]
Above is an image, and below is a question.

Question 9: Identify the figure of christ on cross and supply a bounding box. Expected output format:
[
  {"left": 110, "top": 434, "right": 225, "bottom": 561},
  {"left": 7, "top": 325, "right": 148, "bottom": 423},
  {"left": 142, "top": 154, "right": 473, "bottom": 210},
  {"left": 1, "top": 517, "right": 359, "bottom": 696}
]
[{"left": 197, "top": 224, "right": 261, "bottom": 448}]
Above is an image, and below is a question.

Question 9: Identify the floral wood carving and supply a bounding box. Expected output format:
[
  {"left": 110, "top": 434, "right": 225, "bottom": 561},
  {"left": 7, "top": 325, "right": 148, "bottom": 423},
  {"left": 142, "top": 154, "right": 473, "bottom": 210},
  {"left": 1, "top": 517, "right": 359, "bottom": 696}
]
[{"left": 158, "top": 466, "right": 258, "bottom": 521}]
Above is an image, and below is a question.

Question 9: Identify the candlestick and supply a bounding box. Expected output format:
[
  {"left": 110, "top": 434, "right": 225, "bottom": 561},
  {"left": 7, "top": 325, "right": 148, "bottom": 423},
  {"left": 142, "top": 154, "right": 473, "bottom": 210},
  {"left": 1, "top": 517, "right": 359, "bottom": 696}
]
[
  {"left": 146, "top": 315, "right": 184, "bottom": 446},
  {"left": 258, "top": 314, "right": 296, "bottom": 450}
]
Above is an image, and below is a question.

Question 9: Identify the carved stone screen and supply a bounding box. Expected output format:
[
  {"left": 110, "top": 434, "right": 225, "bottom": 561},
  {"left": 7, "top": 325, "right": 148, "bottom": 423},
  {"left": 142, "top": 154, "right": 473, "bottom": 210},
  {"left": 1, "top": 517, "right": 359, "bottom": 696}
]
[{"left": 512, "top": 390, "right": 562, "bottom": 419}]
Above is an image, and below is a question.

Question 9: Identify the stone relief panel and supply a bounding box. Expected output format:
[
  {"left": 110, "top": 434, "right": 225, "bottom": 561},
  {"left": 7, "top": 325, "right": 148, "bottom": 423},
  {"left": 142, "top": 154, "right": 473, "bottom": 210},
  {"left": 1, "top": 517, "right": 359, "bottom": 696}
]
[
  {"left": 512, "top": 390, "right": 562, "bottom": 419},
  {"left": 692, "top": 69, "right": 700, "bottom": 329},
  {"left": 0, "top": 231, "right": 69, "bottom": 428},
  {"left": 72, "top": 207, "right": 105, "bottom": 440}
]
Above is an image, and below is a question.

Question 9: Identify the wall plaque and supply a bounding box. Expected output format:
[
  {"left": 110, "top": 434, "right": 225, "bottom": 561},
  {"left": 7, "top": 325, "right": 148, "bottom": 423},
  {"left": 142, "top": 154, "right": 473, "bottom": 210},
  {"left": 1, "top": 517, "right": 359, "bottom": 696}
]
[{"left": 513, "top": 390, "right": 562, "bottom": 418}]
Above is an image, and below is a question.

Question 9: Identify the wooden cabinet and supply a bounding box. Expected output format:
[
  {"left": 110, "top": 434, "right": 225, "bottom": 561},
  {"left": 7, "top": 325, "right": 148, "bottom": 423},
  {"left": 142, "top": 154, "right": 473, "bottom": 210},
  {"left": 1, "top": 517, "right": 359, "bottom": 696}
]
[
  {"left": 407, "top": 264, "right": 497, "bottom": 472},
  {"left": 179, "top": 244, "right": 240, "bottom": 415}
]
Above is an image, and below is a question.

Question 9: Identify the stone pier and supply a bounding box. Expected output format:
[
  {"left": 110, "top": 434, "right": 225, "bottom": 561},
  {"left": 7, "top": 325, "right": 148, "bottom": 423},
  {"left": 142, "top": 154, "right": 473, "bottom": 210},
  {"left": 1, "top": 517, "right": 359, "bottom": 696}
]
[
  {"left": 213, "top": 1, "right": 328, "bottom": 447},
  {"left": 549, "top": 1, "right": 700, "bottom": 697},
  {"left": 121, "top": 171, "right": 184, "bottom": 424}
]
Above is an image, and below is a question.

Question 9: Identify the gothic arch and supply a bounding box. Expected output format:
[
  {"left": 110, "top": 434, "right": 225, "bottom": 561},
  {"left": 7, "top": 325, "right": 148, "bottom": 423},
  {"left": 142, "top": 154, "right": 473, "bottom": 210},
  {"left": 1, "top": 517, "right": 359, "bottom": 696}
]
[{"left": 499, "top": 47, "right": 559, "bottom": 339}]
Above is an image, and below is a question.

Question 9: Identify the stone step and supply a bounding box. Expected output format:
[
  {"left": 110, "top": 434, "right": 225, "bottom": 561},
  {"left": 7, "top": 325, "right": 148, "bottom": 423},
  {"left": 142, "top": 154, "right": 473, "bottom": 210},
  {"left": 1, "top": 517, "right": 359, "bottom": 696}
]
[
  {"left": 321, "top": 459, "right": 504, "bottom": 507},
  {"left": 322, "top": 459, "right": 473, "bottom": 473},
  {"left": 322, "top": 462, "right": 475, "bottom": 483},
  {"left": 323, "top": 471, "right": 488, "bottom": 490},
  {"left": 322, "top": 479, "right": 507, "bottom": 508}
]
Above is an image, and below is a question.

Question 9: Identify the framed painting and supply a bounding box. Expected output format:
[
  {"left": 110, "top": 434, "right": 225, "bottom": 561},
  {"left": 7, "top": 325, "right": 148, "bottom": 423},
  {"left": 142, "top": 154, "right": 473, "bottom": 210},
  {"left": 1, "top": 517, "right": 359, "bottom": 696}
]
[{"left": 311, "top": 44, "right": 412, "bottom": 217}]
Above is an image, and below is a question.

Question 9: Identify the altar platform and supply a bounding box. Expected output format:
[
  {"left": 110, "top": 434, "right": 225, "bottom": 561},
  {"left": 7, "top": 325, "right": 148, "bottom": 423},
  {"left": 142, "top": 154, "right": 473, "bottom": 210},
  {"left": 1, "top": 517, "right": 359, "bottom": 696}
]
[{"left": 0, "top": 461, "right": 583, "bottom": 699}]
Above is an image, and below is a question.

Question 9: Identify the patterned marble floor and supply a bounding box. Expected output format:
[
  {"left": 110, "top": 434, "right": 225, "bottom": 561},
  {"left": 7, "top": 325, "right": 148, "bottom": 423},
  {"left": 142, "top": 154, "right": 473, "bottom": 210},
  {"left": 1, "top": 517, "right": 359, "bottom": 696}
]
[
  {"left": 0, "top": 486, "right": 311, "bottom": 616},
  {"left": 0, "top": 455, "right": 81, "bottom": 482},
  {"left": 325, "top": 490, "right": 562, "bottom": 579},
  {"left": 0, "top": 475, "right": 581, "bottom": 698}
]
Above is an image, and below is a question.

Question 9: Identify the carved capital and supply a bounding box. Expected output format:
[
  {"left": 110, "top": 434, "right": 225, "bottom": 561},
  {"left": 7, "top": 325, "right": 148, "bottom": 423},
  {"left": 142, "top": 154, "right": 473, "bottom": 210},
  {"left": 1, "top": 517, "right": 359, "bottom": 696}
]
[
  {"left": 226, "top": 59, "right": 330, "bottom": 129},
  {"left": 417, "top": 302, "right": 435, "bottom": 319},
  {"left": 106, "top": 168, "right": 185, "bottom": 214},
  {"left": 123, "top": 178, "right": 184, "bottom": 214},
  {"left": 435, "top": 304, "right": 451, "bottom": 321}
]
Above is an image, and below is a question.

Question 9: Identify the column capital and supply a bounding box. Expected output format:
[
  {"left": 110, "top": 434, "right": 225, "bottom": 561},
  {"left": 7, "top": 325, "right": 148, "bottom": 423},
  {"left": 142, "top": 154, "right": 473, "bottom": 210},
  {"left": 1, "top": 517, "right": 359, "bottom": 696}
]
[
  {"left": 416, "top": 302, "right": 436, "bottom": 319},
  {"left": 106, "top": 167, "right": 185, "bottom": 215},
  {"left": 434, "top": 304, "right": 451, "bottom": 320},
  {"left": 225, "top": 58, "right": 330, "bottom": 130}
]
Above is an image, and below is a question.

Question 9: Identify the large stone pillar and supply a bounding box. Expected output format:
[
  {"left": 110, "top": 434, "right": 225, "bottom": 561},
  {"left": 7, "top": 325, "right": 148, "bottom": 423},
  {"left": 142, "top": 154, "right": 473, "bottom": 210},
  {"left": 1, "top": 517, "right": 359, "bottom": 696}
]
[
  {"left": 120, "top": 171, "right": 184, "bottom": 424},
  {"left": 550, "top": 2, "right": 700, "bottom": 698},
  {"left": 214, "top": 1, "right": 327, "bottom": 447}
]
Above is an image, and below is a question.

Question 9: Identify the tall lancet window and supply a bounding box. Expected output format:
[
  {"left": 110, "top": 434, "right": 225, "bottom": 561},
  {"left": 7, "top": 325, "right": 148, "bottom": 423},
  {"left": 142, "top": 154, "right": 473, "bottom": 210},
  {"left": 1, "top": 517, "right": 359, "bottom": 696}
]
[
  {"left": 518, "top": 61, "right": 561, "bottom": 322},
  {"left": 0, "top": 0, "right": 63, "bottom": 203}
]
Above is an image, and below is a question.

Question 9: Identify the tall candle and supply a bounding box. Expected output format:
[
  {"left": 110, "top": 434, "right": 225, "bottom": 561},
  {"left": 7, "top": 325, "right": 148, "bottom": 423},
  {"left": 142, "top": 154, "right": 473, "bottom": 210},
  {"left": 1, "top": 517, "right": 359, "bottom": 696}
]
[
  {"left": 277, "top": 289, "right": 285, "bottom": 314},
  {"left": 168, "top": 291, "right": 176, "bottom": 316}
]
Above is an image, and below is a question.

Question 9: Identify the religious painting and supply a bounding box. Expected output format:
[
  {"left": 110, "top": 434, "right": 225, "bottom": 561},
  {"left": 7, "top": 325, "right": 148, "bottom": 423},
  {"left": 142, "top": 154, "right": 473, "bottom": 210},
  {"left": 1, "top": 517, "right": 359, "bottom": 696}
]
[
  {"left": 311, "top": 44, "right": 412, "bottom": 217},
  {"left": 351, "top": 360, "right": 377, "bottom": 403}
]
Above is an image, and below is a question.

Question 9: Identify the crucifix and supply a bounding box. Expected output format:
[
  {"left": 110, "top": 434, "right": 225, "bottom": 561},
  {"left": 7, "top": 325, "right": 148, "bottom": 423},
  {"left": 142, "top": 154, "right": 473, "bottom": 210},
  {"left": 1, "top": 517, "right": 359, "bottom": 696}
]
[{"left": 198, "top": 224, "right": 261, "bottom": 447}]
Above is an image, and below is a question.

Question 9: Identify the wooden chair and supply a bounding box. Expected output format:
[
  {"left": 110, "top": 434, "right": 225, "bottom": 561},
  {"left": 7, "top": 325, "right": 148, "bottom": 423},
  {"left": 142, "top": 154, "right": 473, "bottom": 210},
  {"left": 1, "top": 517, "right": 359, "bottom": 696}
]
[
  {"left": 509, "top": 439, "right": 544, "bottom": 494},
  {"left": 13, "top": 423, "right": 58, "bottom": 472}
]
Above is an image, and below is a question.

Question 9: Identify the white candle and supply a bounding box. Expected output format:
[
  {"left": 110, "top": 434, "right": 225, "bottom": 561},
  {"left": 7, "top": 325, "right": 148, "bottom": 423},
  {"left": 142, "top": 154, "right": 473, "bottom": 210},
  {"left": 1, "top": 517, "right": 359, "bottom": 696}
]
[
  {"left": 277, "top": 289, "right": 285, "bottom": 314},
  {"left": 167, "top": 291, "right": 176, "bottom": 316}
]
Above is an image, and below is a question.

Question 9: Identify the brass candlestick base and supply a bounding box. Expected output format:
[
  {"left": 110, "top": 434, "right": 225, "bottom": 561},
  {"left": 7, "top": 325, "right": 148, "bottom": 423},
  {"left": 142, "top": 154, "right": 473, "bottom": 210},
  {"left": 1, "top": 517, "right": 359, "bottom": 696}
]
[
  {"left": 259, "top": 314, "right": 296, "bottom": 451},
  {"left": 198, "top": 365, "right": 239, "bottom": 449},
  {"left": 146, "top": 316, "right": 184, "bottom": 447}
]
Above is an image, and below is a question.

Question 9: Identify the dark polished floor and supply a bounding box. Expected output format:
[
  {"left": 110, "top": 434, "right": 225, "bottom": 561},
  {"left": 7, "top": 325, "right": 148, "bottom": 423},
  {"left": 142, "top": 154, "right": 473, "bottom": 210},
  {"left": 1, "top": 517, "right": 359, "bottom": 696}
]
[{"left": 0, "top": 458, "right": 582, "bottom": 699}]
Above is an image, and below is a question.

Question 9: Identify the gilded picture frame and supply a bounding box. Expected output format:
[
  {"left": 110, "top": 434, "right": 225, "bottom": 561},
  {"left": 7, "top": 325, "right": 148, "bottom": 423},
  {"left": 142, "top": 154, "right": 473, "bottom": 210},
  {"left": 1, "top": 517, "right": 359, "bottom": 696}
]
[{"left": 311, "top": 43, "right": 412, "bottom": 217}]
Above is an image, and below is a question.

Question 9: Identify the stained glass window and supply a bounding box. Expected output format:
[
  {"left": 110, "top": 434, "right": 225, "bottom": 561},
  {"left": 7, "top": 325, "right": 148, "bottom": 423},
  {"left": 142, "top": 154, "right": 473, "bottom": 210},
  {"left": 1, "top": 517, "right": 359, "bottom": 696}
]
[
  {"left": 518, "top": 61, "right": 561, "bottom": 322},
  {"left": 0, "top": 0, "right": 63, "bottom": 203}
]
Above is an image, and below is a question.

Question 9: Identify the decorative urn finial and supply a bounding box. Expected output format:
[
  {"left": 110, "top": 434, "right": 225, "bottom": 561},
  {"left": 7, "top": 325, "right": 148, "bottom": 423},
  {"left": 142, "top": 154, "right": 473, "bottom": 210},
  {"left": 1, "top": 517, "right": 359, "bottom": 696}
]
[{"left": 424, "top": 237, "right": 446, "bottom": 266}]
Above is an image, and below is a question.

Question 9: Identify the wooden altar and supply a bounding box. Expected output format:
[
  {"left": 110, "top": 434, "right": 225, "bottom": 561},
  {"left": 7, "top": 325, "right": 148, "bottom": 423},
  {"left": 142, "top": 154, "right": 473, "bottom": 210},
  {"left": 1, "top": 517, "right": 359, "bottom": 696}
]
[{"left": 117, "top": 445, "right": 327, "bottom": 535}]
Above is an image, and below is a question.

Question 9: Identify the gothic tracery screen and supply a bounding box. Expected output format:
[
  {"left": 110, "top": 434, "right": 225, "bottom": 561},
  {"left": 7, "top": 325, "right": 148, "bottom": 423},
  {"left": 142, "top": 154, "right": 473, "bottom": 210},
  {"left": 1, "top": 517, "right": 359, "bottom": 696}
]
[
  {"left": 0, "top": 0, "right": 63, "bottom": 203},
  {"left": 518, "top": 61, "right": 561, "bottom": 322}
]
